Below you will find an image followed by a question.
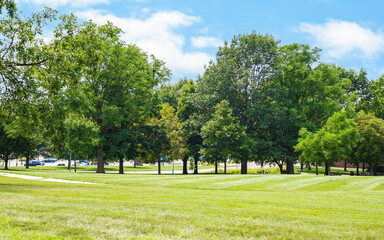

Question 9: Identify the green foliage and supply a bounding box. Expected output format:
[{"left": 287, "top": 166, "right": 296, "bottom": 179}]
[
  {"left": 200, "top": 100, "right": 247, "bottom": 163},
  {"left": 295, "top": 111, "right": 358, "bottom": 170},
  {"left": 150, "top": 103, "right": 187, "bottom": 161},
  {"left": 64, "top": 113, "right": 99, "bottom": 157},
  {"left": 360, "top": 76, "right": 384, "bottom": 119},
  {"left": 353, "top": 111, "right": 384, "bottom": 173}
]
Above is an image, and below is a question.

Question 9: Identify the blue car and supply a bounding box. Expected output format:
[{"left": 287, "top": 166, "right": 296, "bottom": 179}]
[{"left": 24, "top": 161, "right": 43, "bottom": 166}]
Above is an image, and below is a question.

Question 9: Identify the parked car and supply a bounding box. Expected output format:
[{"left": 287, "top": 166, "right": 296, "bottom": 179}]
[
  {"left": 42, "top": 159, "right": 57, "bottom": 163},
  {"left": 24, "top": 161, "right": 43, "bottom": 166},
  {"left": 57, "top": 163, "right": 65, "bottom": 166}
]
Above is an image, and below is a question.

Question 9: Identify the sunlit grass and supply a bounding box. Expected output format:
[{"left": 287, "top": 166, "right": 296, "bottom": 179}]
[{"left": 0, "top": 170, "right": 383, "bottom": 239}]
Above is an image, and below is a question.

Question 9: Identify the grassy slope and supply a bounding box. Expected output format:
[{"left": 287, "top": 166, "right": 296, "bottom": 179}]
[{"left": 0, "top": 171, "right": 383, "bottom": 239}]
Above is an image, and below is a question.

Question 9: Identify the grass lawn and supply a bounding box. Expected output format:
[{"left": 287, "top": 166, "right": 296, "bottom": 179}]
[{"left": 0, "top": 170, "right": 383, "bottom": 239}]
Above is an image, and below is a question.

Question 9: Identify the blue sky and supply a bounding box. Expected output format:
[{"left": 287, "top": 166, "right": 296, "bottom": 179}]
[{"left": 18, "top": 0, "right": 384, "bottom": 82}]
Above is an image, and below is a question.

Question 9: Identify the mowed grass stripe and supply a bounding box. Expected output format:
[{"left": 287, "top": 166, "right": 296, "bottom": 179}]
[{"left": 1, "top": 173, "right": 384, "bottom": 239}]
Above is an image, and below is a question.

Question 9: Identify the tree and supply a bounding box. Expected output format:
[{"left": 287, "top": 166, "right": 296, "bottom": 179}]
[
  {"left": 64, "top": 113, "right": 99, "bottom": 172},
  {"left": 360, "top": 77, "right": 384, "bottom": 119},
  {"left": 51, "top": 19, "right": 170, "bottom": 173},
  {"left": 150, "top": 103, "right": 187, "bottom": 174},
  {"left": 197, "top": 32, "right": 279, "bottom": 174},
  {"left": 177, "top": 80, "right": 203, "bottom": 174},
  {"left": 200, "top": 101, "right": 247, "bottom": 174},
  {"left": 270, "top": 44, "right": 350, "bottom": 173},
  {"left": 353, "top": 111, "right": 384, "bottom": 176},
  {"left": 295, "top": 111, "right": 358, "bottom": 175},
  {"left": 137, "top": 124, "right": 170, "bottom": 175},
  {"left": 0, "top": 0, "right": 16, "bottom": 17}
]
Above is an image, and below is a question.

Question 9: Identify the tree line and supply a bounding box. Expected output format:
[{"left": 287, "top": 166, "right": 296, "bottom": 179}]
[{"left": 1, "top": 2, "right": 384, "bottom": 175}]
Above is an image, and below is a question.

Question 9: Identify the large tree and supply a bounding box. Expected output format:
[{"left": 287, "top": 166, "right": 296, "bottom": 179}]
[
  {"left": 197, "top": 32, "right": 279, "bottom": 174},
  {"left": 52, "top": 19, "right": 169, "bottom": 173}
]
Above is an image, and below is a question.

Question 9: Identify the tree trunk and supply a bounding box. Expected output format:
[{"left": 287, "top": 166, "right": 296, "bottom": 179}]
[
  {"left": 4, "top": 154, "right": 9, "bottom": 170},
  {"left": 371, "top": 162, "right": 378, "bottom": 176},
  {"left": 261, "top": 161, "right": 264, "bottom": 168},
  {"left": 300, "top": 161, "right": 304, "bottom": 171},
  {"left": 26, "top": 153, "right": 30, "bottom": 169},
  {"left": 344, "top": 161, "right": 347, "bottom": 171},
  {"left": 224, "top": 160, "right": 227, "bottom": 174},
  {"left": 362, "top": 163, "right": 365, "bottom": 173},
  {"left": 193, "top": 155, "right": 198, "bottom": 174},
  {"left": 96, "top": 146, "right": 105, "bottom": 173},
  {"left": 74, "top": 153, "right": 77, "bottom": 173},
  {"left": 119, "top": 157, "right": 124, "bottom": 174},
  {"left": 286, "top": 160, "right": 294, "bottom": 174},
  {"left": 306, "top": 162, "right": 311, "bottom": 171},
  {"left": 324, "top": 162, "right": 330, "bottom": 175},
  {"left": 277, "top": 163, "right": 283, "bottom": 174},
  {"left": 68, "top": 152, "right": 71, "bottom": 171},
  {"left": 241, "top": 157, "right": 247, "bottom": 174},
  {"left": 315, "top": 163, "right": 318, "bottom": 175},
  {"left": 182, "top": 155, "right": 188, "bottom": 175},
  {"left": 356, "top": 162, "right": 359, "bottom": 176},
  {"left": 215, "top": 160, "right": 218, "bottom": 174}
]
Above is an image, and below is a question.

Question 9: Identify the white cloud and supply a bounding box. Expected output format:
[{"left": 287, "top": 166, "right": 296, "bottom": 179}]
[
  {"left": 191, "top": 36, "right": 223, "bottom": 49},
  {"left": 299, "top": 19, "right": 384, "bottom": 59},
  {"left": 76, "top": 9, "right": 216, "bottom": 76},
  {"left": 21, "top": 0, "right": 111, "bottom": 8}
]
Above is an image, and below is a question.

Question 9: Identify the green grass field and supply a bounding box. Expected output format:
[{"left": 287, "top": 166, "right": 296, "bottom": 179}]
[{"left": 1, "top": 170, "right": 383, "bottom": 239}]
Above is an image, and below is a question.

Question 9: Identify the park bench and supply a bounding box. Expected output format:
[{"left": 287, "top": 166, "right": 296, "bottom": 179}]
[{"left": 330, "top": 171, "right": 341, "bottom": 176}]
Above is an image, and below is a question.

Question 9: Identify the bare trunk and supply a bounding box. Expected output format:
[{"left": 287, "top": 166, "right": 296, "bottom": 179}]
[
  {"left": 362, "top": 163, "right": 365, "bottom": 173},
  {"left": 96, "top": 146, "right": 105, "bottom": 173},
  {"left": 182, "top": 155, "right": 188, "bottom": 174},
  {"left": 193, "top": 155, "right": 198, "bottom": 174},
  {"left": 286, "top": 161, "right": 294, "bottom": 174},
  {"left": 26, "top": 153, "right": 30, "bottom": 169},
  {"left": 324, "top": 162, "right": 330, "bottom": 175},
  {"left": 241, "top": 157, "right": 247, "bottom": 174},
  {"left": 356, "top": 162, "right": 359, "bottom": 176},
  {"left": 215, "top": 160, "right": 218, "bottom": 174},
  {"left": 158, "top": 154, "right": 161, "bottom": 175},
  {"left": 74, "top": 153, "right": 77, "bottom": 173},
  {"left": 278, "top": 163, "right": 283, "bottom": 174},
  {"left": 371, "top": 162, "right": 378, "bottom": 176},
  {"left": 224, "top": 160, "right": 227, "bottom": 174},
  {"left": 344, "top": 161, "right": 347, "bottom": 171},
  {"left": 119, "top": 157, "right": 124, "bottom": 174},
  {"left": 306, "top": 162, "right": 311, "bottom": 171},
  {"left": 315, "top": 163, "right": 318, "bottom": 175},
  {"left": 4, "top": 154, "right": 9, "bottom": 170}
]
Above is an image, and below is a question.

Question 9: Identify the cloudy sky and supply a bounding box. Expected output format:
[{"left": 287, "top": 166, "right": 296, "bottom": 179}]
[{"left": 18, "top": 0, "right": 384, "bottom": 81}]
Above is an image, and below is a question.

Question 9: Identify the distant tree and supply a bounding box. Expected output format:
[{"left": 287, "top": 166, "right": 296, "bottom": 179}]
[
  {"left": 150, "top": 104, "right": 187, "bottom": 174},
  {"left": 0, "top": 124, "right": 22, "bottom": 170},
  {"left": 353, "top": 111, "right": 384, "bottom": 176},
  {"left": 200, "top": 101, "right": 247, "bottom": 174},
  {"left": 64, "top": 113, "right": 99, "bottom": 172},
  {"left": 177, "top": 80, "right": 203, "bottom": 174},
  {"left": 295, "top": 111, "right": 358, "bottom": 175}
]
